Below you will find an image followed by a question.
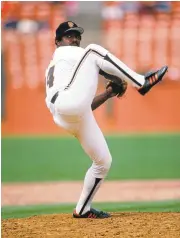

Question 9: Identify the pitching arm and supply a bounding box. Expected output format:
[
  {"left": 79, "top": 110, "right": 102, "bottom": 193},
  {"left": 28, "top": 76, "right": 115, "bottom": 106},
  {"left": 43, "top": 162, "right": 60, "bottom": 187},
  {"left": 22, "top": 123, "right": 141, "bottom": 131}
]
[
  {"left": 91, "top": 91, "right": 109, "bottom": 111},
  {"left": 91, "top": 83, "right": 117, "bottom": 111}
]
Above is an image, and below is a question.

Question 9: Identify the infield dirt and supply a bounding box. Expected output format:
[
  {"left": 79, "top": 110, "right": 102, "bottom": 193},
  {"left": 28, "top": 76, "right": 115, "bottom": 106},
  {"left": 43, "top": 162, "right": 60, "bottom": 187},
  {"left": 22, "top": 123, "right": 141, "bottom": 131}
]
[
  {"left": 2, "top": 213, "right": 180, "bottom": 238},
  {"left": 2, "top": 180, "right": 180, "bottom": 206}
]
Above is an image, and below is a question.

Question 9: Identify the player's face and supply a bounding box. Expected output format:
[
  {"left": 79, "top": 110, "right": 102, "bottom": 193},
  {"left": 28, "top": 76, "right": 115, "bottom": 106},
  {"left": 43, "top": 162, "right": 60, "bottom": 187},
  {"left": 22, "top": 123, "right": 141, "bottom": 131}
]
[{"left": 60, "top": 31, "right": 81, "bottom": 47}]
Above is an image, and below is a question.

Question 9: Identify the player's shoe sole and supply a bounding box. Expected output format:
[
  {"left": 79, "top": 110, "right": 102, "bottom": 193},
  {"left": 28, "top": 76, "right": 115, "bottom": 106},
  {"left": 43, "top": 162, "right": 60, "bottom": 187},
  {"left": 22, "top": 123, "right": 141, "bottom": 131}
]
[
  {"left": 73, "top": 208, "right": 111, "bottom": 219},
  {"left": 138, "top": 66, "right": 168, "bottom": 96}
]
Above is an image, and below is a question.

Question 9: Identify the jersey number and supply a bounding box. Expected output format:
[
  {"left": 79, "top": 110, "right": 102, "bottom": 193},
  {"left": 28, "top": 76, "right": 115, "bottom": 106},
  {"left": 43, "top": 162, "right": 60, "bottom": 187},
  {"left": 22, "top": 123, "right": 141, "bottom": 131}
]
[{"left": 47, "top": 66, "right": 55, "bottom": 88}]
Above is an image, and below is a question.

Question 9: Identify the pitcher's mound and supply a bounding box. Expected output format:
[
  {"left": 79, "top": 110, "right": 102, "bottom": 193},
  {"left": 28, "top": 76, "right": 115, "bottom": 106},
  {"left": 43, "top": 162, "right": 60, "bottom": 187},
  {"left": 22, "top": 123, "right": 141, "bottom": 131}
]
[{"left": 2, "top": 213, "right": 180, "bottom": 238}]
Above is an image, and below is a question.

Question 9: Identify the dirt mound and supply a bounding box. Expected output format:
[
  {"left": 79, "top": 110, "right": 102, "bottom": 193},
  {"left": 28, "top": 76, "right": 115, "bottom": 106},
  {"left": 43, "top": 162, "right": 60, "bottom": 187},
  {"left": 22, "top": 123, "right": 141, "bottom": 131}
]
[{"left": 2, "top": 213, "right": 180, "bottom": 238}]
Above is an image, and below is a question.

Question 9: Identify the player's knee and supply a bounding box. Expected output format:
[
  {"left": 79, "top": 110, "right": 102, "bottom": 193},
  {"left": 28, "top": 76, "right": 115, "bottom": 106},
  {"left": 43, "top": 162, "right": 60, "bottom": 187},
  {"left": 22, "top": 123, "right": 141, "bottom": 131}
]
[
  {"left": 92, "top": 155, "right": 112, "bottom": 177},
  {"left": 86, "top": 43, "right": 98, "bottom": 51},
  {"left": 86, "top": 44, "right": 108, "bottom": 56},
  {"left": 103, "top": 155, "right": 112, "bottom": 174}
]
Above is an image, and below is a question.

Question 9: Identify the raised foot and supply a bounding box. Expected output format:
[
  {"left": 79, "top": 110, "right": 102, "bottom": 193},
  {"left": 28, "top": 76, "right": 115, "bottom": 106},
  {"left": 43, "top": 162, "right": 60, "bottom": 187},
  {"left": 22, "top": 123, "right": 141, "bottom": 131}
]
[{"left": 138, "top": 66, "right": 168, "bottom": 96}]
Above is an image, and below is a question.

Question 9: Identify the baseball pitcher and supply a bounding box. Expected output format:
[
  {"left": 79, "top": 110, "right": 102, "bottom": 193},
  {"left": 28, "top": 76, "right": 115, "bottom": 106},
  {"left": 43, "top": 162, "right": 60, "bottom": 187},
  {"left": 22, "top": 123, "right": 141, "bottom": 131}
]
[{"left": 45, "top": 21, "right": 168, "bottom": 218}]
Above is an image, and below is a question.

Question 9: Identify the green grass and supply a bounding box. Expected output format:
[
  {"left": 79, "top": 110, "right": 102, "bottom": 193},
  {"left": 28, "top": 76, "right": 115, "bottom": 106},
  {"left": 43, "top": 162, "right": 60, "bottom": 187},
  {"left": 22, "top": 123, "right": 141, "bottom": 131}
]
[
  {"left": 2, "top": 134, "right": 180, "bottom": 182},
  {"left": 2, "top": 200, "right": 180, "bottom": 219}
]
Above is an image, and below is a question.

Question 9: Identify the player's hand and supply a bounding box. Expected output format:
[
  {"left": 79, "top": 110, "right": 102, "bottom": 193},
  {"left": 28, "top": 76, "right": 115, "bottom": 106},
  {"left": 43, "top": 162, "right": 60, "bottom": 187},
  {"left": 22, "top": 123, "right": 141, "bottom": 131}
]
[{"left": 106, "top": 80, "right": 128, "bottom": 99}]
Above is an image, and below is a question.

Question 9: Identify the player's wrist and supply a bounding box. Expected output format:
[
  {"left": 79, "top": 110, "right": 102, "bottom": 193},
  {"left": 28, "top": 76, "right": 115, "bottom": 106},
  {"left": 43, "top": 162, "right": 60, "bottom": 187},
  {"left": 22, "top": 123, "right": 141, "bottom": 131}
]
[
  {"left": 104, "top": 89, "right": 111, "bottom": 100},
  {"left": 105, "top": 86, "right": 116, "bottom": 99}
]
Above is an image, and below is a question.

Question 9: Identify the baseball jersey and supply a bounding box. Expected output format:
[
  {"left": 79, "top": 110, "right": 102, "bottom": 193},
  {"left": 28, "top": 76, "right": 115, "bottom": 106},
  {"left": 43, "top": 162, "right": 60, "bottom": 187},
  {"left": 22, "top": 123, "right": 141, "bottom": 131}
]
[{"left": 45, "top": 46, "right": 85, "bottom": 106}]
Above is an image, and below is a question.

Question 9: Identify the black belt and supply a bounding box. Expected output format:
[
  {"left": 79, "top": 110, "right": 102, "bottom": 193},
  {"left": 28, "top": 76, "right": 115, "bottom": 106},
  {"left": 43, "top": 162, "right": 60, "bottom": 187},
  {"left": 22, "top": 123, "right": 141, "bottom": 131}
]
[{"left": 51, "top": 92, "right": 59, "bottom": 104}]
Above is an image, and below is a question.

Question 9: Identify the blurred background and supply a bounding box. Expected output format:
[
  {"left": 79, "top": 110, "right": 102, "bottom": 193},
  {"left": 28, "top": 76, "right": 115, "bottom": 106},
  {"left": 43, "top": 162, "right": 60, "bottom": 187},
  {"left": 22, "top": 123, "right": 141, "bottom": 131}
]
[
  {"left": 1, "top": 1, "right": 180, "bottom": 217},
  {"left": 1, "top": 1, "right": 180, "bottom": 134}
]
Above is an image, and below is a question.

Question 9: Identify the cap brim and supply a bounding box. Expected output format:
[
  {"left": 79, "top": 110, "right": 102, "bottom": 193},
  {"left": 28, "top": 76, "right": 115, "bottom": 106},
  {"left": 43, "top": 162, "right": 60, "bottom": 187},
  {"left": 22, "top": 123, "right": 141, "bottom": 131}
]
[{"left": 65, "top": 27, "right": 84, "bottom": 35}]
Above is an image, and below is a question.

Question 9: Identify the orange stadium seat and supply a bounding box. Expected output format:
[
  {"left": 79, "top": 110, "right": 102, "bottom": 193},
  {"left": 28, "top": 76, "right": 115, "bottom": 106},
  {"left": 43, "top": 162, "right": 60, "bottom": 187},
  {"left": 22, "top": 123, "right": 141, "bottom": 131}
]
[{"left": 1, "top": 1, "right": 180, "bottom": 135}]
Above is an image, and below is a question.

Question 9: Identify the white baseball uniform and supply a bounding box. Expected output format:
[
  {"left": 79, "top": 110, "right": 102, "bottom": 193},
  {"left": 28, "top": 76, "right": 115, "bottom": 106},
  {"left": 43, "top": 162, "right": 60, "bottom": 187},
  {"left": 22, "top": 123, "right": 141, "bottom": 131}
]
[{"left": 45, "top": 43, "right": 145, "bottom": 215}]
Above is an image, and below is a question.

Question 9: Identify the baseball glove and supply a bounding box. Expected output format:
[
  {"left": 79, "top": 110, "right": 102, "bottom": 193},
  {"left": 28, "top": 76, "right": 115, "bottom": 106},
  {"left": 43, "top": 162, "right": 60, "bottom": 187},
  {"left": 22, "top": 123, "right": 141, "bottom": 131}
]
[{"left": 106, "top": 80, "right": 128, "bottom": 98}]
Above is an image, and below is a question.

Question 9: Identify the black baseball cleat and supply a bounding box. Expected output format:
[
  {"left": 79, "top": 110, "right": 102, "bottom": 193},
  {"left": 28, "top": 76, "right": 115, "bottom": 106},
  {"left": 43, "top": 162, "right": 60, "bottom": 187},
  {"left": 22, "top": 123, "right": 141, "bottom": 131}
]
[
  {"left": 138, "top": 66, "right": 168, "bottom": 96},
  {"left": 73, "top": 208, "right": 111, "bottom": 219}
]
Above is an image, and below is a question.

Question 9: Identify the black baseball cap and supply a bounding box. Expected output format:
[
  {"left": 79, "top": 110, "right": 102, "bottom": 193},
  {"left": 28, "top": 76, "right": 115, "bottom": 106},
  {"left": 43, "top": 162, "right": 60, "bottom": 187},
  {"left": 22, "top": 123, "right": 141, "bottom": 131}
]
[{"left": 55, "top": 21, "right": 84, "bottom": 40}]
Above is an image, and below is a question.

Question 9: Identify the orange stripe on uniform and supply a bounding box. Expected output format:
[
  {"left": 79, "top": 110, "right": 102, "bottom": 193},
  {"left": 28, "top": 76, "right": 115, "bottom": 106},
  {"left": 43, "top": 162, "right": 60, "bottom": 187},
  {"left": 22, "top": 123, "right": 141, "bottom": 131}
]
[
  {"left": 155, "top": 73, "right": 158, "bottom": 81},
  {"left": 149, "top": 77, "right": 153, "bottom": 85}
]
